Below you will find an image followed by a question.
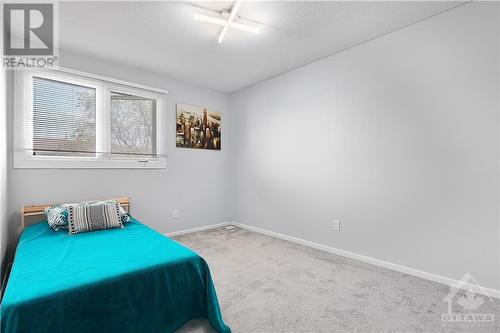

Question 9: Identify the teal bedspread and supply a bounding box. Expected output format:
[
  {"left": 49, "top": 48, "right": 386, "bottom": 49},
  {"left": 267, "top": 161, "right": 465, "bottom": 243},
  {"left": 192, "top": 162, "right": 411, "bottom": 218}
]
[{"left": 1, "top": 218, "right": 230, "bottom": 333}]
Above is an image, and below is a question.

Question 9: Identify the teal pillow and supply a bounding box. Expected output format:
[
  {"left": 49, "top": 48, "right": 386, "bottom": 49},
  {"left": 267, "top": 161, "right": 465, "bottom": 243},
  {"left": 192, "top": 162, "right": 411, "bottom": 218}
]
[{"left": 44, "top": 205, "right": 70, "bottom": 231}]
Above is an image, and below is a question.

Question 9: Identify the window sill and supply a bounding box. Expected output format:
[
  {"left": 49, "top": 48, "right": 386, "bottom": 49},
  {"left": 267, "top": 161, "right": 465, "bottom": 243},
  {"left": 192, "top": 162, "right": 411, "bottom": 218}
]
[{"left": 13, "top": 152, "right": 167, "bottom": 169}]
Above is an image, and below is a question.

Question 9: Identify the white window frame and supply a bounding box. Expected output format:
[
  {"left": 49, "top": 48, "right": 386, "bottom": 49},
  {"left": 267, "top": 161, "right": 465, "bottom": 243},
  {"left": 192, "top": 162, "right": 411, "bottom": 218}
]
[{"left": 13, "top": 68, "right": 167, "bottom": 169}]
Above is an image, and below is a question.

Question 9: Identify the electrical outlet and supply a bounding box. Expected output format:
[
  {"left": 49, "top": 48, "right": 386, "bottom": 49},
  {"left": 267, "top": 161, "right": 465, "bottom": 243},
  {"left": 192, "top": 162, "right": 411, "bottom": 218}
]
[
  {"left": 172, "top": 209, "right": 179, "bottom": 219},
  {"left": 333, "top": 219, "right": 340, "bottom": 231}
]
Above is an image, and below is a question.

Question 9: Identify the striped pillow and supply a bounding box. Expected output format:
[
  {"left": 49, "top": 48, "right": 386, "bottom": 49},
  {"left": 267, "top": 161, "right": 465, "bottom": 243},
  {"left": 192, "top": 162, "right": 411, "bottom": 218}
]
[
  {"left": 67, "top": 202, "right": 123, "bottom": 235},
  {"left": 86, "top": 199, "right": 131, "bottom": 223}
]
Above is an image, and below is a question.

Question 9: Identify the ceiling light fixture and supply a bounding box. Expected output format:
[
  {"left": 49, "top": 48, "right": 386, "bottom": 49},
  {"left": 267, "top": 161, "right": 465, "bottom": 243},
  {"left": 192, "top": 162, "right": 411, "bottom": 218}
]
[{"left": 193, "top": 1, "right": 261, "bottom": 43}]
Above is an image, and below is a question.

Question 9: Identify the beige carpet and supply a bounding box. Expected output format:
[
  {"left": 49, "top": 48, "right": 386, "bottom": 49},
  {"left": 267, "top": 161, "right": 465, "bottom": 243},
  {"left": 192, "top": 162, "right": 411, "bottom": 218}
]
[{"left": 173, "top": 226, "right": 499, "bottom": 333}]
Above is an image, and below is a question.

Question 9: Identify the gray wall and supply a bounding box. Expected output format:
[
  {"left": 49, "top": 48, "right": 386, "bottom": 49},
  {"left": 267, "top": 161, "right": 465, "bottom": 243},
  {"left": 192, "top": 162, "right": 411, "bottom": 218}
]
[
  {"left": 229, "top": 2, "right": 500, "bottom": 290},
  {"left": 5, "top": 50, "right": 232, "bottom": 258}
]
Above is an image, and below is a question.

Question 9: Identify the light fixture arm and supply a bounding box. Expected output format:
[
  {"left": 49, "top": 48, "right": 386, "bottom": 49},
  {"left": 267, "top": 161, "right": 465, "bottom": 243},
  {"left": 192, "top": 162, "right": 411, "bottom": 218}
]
[{"left": 218, "top": 0, "right": 241, "bottom": 43}]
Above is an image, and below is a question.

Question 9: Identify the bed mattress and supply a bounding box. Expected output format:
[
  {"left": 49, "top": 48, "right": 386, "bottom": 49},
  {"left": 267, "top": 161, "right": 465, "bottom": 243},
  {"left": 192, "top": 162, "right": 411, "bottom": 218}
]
[{"left": 0, "top": 218, "right": 230, "bottom": 333}]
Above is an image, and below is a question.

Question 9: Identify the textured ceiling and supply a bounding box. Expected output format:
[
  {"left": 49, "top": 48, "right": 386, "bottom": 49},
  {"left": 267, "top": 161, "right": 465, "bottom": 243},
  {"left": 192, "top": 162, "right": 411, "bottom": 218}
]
[{"left": 59, "top": 1, "right": 464, "bottom": 93}]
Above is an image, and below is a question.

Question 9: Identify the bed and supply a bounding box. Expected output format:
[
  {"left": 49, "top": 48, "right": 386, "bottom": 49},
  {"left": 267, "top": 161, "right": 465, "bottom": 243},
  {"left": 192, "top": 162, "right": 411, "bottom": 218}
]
[{"left": 0, "top": 198, "right": 230, "bottom": 333}]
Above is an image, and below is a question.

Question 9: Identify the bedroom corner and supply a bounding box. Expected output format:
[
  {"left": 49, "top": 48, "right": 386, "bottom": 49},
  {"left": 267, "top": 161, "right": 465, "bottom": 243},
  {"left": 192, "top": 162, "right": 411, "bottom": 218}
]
[{"left": 0, "top": 55, "right": 7, "bottom": 298}]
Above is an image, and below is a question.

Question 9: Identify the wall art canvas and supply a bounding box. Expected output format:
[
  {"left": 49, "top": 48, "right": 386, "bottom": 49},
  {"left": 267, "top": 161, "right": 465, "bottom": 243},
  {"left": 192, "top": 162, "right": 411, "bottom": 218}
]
[{"left": 176, "top": 104, "right": 221, "bottom": 150}]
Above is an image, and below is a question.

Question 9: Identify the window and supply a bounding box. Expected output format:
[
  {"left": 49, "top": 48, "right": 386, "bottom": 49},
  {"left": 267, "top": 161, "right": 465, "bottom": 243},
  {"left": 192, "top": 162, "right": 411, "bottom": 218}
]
[
  {"left": 110, "top": 92, "right": 156, "bottom": 158},
  {"left": 14, "top": 69, "right": 167, "bottom": 168},
  {"left": 33, "top": 76, "right": 97, "bottom": 157}
]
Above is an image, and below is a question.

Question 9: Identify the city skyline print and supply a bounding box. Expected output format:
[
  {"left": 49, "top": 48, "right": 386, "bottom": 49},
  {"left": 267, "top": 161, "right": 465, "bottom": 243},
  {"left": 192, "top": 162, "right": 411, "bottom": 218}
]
[{"left": 176, "top": 104, "right": 221, "bottom": 150}]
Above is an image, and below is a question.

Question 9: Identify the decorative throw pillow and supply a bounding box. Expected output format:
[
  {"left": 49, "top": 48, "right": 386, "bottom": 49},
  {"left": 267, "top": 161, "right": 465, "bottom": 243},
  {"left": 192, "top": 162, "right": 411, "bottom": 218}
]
[
  {"left": 44, "top": 200, "right": 130, "bottom": 231},
  {"left": 120, "top": 208, "right": 132, "bottom": 223},
  {"left": 67, "top": 202, "right": 123, "bottom": 235},
  {"left": 85, "top": 199, "right": 131, "bottom": 223},
  {"left": 44, "top": 205, "right": 69, "bottom": 231}
]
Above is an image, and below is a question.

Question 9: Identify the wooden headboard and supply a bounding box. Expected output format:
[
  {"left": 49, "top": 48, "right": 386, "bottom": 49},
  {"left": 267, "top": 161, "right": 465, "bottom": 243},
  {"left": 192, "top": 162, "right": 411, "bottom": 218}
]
[{"left": 21, "top": 197, "right": 130, "bottom": 229}]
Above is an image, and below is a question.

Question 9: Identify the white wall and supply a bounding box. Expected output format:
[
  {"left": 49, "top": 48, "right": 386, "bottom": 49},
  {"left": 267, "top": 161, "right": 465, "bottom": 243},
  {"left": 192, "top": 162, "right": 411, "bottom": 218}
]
[
  {"left": 5, "top": 50, "right": 231, "bottom": 258},
  {"left": 1, "top": 60, "right": 8, "bottom": 284},
  {"left": 229, "top": 2, "right": 500, "bottom": 290},
  {"left": 3, "top": 1, "right": 499, "bottom": 293}
]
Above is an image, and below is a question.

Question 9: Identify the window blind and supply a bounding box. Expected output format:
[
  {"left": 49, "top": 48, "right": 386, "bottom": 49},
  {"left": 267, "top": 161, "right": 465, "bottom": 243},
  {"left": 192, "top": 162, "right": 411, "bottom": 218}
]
[{"left": 32, "top": 76, "right": 97, "bottom": 156}]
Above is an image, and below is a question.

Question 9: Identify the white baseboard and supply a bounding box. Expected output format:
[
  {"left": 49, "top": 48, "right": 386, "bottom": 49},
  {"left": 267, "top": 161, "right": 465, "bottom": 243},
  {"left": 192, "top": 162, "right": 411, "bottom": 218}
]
[
  {"left": 165, "top": 221, "right": 500, "bottom": 299},
  {"left": 165, "top": 222, "right": 230, "bottom": 237}
]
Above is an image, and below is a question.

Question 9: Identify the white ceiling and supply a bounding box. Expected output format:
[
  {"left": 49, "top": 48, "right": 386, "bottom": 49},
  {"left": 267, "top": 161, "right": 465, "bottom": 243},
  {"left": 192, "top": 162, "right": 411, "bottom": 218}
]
[{"left": 59, "top": 1, "right": 464, "bottom": 93}]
